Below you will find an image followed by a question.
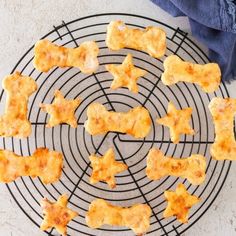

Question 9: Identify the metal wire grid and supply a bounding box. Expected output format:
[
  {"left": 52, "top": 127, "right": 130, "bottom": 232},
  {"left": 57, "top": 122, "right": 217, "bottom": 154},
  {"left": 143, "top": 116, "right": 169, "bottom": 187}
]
[{"left": 0, "top": 13, "right": 232, "bottom": 236}]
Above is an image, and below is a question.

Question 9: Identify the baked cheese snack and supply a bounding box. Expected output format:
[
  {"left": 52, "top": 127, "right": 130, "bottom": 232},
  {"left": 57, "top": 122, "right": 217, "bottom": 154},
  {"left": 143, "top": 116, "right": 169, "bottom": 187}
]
[
  {"left": 157, "top": 102, "right": 194, "bottom": 144},
  {"left": 34, "top": 39, "right": 99, "bottom": 74},
  {"left": 89, "top": 148, "right": 127, "bottom": 188},
  {"left": 41, "top": 194, "right": 78, "bottom": 236},
  {"left": 146, "top": 148, "right": 206, "bottom": 185},
  {"left": 85, "top": 103, "right": 151, "bottom": 138},
  {"left": 86, "top": 198, "right": 151, "bottom": 235},
  {"left": 106, "top": 20, "right": 166, "bottom": 58},
  {"left": 209, "top": 97, "right": 236, "bottom": 160},
  {"left": 164, "top": 183, "right": 200, "bottom": 223},
  {"left": 161, "top": 55, "right": 221, "bottom": 93},
  {"left": 40, "top": 90, "right": 81, "bottom": 128},
  {"left": 106, "top": 54, "right": 146, "bottom": 93},
  {"left": 0, "top": 72, "right": 37, "bottom": 138},
  {"left": 0, "top": 148, "right": 63, "bottom": 184}
]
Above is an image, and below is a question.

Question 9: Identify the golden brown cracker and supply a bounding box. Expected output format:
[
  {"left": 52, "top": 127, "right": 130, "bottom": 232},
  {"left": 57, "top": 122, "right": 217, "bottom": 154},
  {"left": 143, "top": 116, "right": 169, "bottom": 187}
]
[
  {"left": 84, "top": 103, "right": 151, "bottom": 138},
  {"left": 33, "top": 39, "right": 99, "bottom": 74},
  {"left": 106, "top": 20, "right": 166, "bottom": 58},
  {"left": 40, "top": 90, "right": 81, "bottom": 128},
  {"left": 161, "top": 55, "right": 221, "bottom": 93},
  {"left": 164, "top": 183, "right": 200, "bottom": 223},
  {"left": 89, "top": 148, "right": 127, "bottom": 188},
  {"left": 157, "top": 101, "right": 194, "bottom": 143},
  {"left": 0, "top": 71, "right": 37, "bottom": 138},
  {"left": 209, "top": 97, "right": 236, "bottom": 160},
  {"left": 106, "top": 54, "right": 146, "bottom": 93},
  {"left": 86, "top": 199, "right": 151, "bottom": 235},
  {"left": 146, "top": 148, "right": 206, "bottom": 185},
  {"left": 0, "top": 147, "right": 63, "bottom": 184},
  {"left": 40, "top": 194, "right": 78, "bottom": 236}
]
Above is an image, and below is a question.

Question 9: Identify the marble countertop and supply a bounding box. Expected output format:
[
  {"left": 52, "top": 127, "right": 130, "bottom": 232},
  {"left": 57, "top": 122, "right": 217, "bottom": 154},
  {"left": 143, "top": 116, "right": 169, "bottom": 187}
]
[{"left": 0, "top": 0, "right": 235, "bottom": 235}]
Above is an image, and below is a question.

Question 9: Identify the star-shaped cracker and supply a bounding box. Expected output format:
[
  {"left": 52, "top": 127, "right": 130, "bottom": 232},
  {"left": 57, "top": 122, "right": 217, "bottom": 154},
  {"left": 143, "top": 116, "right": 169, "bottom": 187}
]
[
  {"left": 106, "top": 54, "right": 146, "bottom": 93},
  {"left": 40, "top": 90, "right": 81, "bottom": 128},
  {"left": 40, "top": 194, "right": 78, "bottom": 236},
  {"left": 156, "top": 102, "right": 194, "bottom": 143},
  {"left": 89, "top": 148, "right": 128, "bottom": 188},
  {"left": 164, "top": 183, "right": 200, "bottom": 223}
]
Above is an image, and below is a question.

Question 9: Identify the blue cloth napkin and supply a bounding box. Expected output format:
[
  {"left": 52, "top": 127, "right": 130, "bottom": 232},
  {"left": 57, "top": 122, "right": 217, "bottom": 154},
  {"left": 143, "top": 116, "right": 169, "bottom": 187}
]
[{"left": 151, "top": 0, "right": 236, "bottom": 82}]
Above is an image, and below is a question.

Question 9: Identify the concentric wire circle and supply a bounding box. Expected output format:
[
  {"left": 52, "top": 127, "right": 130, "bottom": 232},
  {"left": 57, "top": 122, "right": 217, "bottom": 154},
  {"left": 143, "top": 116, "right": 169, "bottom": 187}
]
[{"left": 0, "top": 13, "right": 231, "bottom": 236}]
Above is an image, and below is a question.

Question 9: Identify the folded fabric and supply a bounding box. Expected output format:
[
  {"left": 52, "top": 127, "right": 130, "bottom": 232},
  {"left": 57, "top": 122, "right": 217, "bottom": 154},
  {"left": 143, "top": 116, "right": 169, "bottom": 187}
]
[{"left": 151, "top": 0, "right": 236, "bottom": 82}]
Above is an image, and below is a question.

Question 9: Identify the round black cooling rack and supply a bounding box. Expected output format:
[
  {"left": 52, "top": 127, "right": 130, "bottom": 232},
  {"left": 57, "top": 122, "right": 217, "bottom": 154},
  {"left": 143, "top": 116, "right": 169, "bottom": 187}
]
[{"left": 0, "top": 13, "right": 232, "bottom": 236}]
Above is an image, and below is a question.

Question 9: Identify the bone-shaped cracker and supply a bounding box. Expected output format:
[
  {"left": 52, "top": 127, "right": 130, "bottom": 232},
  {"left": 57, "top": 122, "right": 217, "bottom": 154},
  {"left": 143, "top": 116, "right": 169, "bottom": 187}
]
[
  {"left": 86, "top": 199, "right": 151, "bottom": 235},
  {"left": 40, "top": 90, "right": 81, "bottom": 128},
  {"left": 164, "top": 183, "right": 200, "bottom": 223},
  {"left": 41, "top": 194, "right": 78, "bottom": 236},
  {"left": 0, "top": 72, "right": 37, "bottom": 138},
  {"left": 146, "top": 148, "right": 206, "bottom": 185},
  {"left": 33, "top": 39, "right": 99, "bottom": 74},
  {"left": 0, "top": 147, "right": 63, "bottom": 184},
  {"left": 106, "top": 20, "right": 166, "bottom": 58},
  {"left": 209, "top": 97, "right": 236, "bottom": 160},
  {"left": 84, "top": 103, "right": 151, "bottom": 138},
  {"left": 89, "top": 148, "right": 128, "bottom": 188},
  {"left": 161, "top": 55, "right": 221, "bottom": 93}
]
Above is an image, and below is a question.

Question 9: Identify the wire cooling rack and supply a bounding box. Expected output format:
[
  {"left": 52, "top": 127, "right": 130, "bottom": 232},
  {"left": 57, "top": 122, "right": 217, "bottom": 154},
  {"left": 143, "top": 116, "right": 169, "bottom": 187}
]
[{"left": 0, "top": 13, "right": 232, "bottom": 236}]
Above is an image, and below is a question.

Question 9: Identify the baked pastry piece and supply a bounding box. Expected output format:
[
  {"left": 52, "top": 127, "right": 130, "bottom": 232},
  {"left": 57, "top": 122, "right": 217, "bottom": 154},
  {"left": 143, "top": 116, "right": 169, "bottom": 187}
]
[
  {"left": 156, "top": 101, "right": 194, "bottom": 143},
  {"left": 161, "top": 55, "right": 221, "bottom": 93},
  {"left": 209, "top": 97, "right": 236, "bottom": 160},
  {"left": 164, "top": 183, "right": 200, "bottom": 223},
  {"left": 106, "top": 53, "right": 146, "bottom": 93},
  {"left": 33, "top": 39, "right": 99, "bottom": 74},
  {"left": 86, "top": 198, "right": 151, "bottom": 235},
  {"left": 89, "top": 148, "right": 127, "bottom": 188},
  {"left": 0, "top": 147, "right": 63, "bottom": 184},
  {"left": 146, "top": 148, "right": 206, "bottom": 185},
  {"left": 40, "top": 90, "right": 81, "bottom": 128},
  {"left": 84, "top": 103, "right": 151, "bottom": 138},
  {"left": 106, "top": 20, "right": 166, "bottom": 58},
  {"left": 40, "top": 194, "right": 78, "bottom": 236},
  {"left": 0, "top": 72, "right": 37, "bottom": 138}
]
